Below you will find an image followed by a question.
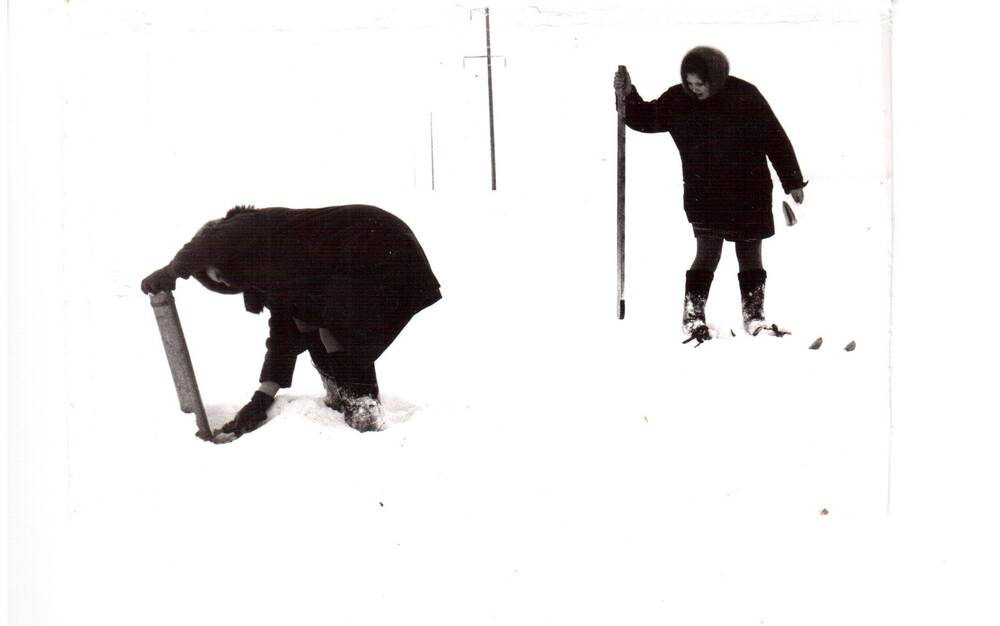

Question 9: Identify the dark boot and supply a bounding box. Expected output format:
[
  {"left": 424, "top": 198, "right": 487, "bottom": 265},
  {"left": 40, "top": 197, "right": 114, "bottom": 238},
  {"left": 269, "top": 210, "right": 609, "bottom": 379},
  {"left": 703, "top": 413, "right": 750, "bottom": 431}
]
[
  {"left": 318, "top": 370, "right": 345, "bottom": 413},
  {"left": 341, "top": 394, "right": 385, "bottom": 433},
  {"left": 683, "top": 270, "right": 714, "bottom": 342},
  {"left": 738, "top": 269, "right": 766, "bottom": 333},
  {"left": 312, "top": 353, "right": 384, "bottom": 432},
  {"left": 319, "top": 370, "right": 383, "bottom": 432},
  {"left": 738, "top": 269, "right": 788, "bottom": 336}
]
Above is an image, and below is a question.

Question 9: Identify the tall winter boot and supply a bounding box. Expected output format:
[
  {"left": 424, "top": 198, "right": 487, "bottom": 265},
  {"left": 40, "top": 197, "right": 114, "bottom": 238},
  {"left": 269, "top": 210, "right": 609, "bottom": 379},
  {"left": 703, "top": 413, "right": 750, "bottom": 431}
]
[
  {"left": 738, "top": 269, "right": 788, "bottom": 336},
  {"left": 683, "top": 269, "right": 714, "bottom": 343},
  {"left": 314, "top": 355, "right": 384, "bottom": 432},
  {"left": 318, "top": 370, "right": 345, "bottom": 413},
  {"left": 738, "top": 269, "right": 766, "bottom": 334}
]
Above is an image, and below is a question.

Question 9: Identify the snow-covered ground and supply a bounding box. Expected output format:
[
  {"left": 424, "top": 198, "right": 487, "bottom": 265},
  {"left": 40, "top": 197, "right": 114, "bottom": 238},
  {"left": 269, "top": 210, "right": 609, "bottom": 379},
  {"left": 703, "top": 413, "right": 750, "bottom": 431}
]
[{"left": 7, "top": 2, "right": 1000, "bottom": 625}]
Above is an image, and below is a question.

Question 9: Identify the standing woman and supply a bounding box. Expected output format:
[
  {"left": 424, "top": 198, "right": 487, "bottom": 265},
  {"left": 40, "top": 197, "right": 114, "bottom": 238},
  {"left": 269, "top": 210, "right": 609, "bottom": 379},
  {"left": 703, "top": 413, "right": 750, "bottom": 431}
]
[{"left": 614, "top": 46, "right": 806, "bottom": 342}]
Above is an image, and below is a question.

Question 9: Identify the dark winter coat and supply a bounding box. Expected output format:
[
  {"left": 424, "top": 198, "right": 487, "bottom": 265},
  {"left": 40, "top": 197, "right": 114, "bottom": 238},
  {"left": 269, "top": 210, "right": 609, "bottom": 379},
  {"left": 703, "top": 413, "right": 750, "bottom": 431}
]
[
  {"left": 623, "top": 50, "right": 805, "bottom": 240},
  {"left": 168, "top": 205, "right": 442, "bottom": 383}
]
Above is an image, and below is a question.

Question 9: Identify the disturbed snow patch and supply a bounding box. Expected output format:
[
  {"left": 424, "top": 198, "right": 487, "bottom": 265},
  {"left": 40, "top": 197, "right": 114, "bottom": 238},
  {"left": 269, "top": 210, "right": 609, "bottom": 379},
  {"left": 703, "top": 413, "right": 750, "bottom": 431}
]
[
  {"left": 272, "top": 393, "right": 421, "bottom": 433},
  {"left": 204, "top": 392, "right": 421, "bottom": 437}
]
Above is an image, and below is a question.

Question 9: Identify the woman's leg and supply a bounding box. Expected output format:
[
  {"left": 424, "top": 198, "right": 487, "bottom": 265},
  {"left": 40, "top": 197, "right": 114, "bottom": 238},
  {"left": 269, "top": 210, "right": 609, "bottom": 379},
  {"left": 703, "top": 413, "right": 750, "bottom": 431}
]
[
  {"left": 734, "top": 239, "right": 762, "bottom": 272},
  {"left": 691, "top": 236, "right": 724, "bottom": 272}
]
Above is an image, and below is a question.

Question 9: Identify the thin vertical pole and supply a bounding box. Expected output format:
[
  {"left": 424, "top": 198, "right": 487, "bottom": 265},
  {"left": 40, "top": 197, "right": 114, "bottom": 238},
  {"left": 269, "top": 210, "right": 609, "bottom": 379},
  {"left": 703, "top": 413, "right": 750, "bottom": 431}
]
[
  {"left": 616, "top": 65, "right": 627, "bottom": 319},
  {"left": 430, "top": 112, "right": 436, "bottom": 190},
  {"left": 485, "top": 7, "right": 497, "bottom": 190}
]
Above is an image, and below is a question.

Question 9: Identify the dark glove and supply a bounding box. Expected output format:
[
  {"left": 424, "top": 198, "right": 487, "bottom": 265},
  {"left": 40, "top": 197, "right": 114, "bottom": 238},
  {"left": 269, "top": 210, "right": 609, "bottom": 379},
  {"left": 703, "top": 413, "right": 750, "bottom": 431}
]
[
  {"left": 218, "top": 391, "right": 275, "bottom": 437},
  {"left": 613, "top": 66, "right": 632, "bottom": 95},
  {"left": 140, "top": 265, "right": 178, "bottom": 294}
]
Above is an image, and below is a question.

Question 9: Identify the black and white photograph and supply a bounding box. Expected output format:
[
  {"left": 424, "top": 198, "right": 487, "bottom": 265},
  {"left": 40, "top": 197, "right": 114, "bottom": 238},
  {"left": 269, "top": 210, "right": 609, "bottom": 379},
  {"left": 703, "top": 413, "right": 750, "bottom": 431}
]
[{"left": 5, "top": 1, "right": 999, "bottom": 624}]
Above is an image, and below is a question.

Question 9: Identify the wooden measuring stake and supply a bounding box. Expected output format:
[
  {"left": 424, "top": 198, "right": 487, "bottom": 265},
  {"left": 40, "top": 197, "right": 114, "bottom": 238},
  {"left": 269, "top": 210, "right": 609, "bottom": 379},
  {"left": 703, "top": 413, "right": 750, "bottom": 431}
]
[
  {"left": 616, "top": 65, "right": 627, "bottom": 319},
  {"left": 149, "top": 291, "right": 212, "bottom": 440}
]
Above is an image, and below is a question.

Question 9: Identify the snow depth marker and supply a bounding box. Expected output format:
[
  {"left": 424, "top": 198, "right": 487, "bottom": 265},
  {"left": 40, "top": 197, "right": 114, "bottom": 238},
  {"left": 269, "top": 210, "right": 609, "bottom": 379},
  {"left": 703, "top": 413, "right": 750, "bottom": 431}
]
[
  {"left": 149, "top": 291, "right": 212, "bottom": 440},
  {"left": 616, "top": 64, "right": 627, "bottom": 319}
]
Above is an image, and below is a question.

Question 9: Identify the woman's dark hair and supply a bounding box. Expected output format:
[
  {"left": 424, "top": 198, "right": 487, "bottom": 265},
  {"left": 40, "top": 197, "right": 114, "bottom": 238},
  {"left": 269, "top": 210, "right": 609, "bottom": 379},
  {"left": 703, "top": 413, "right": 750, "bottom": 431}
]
[
  {"left": 680, "top": 54, "right": 710, "bottom": 82},
  {"left": 680, "top": 46, "right": 730, "bottom": 95},
  {"left": 225, "top": 204, "right": 256, "bottom": 219}
]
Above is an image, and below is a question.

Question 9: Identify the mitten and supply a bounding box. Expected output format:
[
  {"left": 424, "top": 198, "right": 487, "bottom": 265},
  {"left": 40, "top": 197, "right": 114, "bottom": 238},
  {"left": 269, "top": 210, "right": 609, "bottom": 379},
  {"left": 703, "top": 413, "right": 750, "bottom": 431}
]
[{"left": 219, "top": 391, "right": 275, "bottom": 437}]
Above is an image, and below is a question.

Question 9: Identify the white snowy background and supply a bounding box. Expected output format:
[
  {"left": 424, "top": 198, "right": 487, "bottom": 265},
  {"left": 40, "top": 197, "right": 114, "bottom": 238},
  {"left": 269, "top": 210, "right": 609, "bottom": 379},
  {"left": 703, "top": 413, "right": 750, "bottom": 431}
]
[{"left": 5, "top": 1, "right": 999, "bottom": 625}]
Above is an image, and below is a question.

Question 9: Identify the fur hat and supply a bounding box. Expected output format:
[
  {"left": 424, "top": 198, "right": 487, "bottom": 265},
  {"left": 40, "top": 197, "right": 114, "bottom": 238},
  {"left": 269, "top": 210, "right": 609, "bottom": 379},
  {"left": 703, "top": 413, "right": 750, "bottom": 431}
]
[{"left": 680, "top": 46, "right": 730, "bottom": 97}]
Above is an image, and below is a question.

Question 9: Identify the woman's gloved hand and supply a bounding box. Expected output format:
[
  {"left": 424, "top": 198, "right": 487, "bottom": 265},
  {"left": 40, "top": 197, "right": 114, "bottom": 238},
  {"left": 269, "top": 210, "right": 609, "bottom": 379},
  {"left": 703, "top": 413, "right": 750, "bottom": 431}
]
[
  {"left": 613, "top": 66, "right": 632, "bottom": 94},
  {"left": 140, "top": 265, "right": 178, "bottom": 294},
  {"left": 216, "top": 391, "right": 275, "bottom": 441}
]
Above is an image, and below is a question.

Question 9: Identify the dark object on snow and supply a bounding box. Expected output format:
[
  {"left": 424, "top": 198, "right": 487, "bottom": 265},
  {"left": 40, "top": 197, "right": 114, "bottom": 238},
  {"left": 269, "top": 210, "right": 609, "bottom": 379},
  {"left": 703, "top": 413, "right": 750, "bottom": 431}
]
[
  {"left": 621, "top": 48, "right": 805, "bottom": 241},
  {"left": 751, "top": 323, "right": 791, "bottom": 338},
  {"left": 809, "top": 337, "right": 824, "bottom": 350},
  {"left": 218, "top": 391, "right": 275, "bottom": 439},
  {"left": 844, "top": 340, "right": 857, "bottom": 352},
  {"left": 148, "top": 291, "right": 212, "bottom": 440}
]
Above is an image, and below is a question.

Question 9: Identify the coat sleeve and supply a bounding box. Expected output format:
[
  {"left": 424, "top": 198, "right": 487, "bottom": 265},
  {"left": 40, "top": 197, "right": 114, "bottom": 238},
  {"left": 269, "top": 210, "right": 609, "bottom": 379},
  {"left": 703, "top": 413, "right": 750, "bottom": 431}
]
[
  {"left": 621, "top": 87, "right": 673, "bottom": 134},
  {"left": 752, "top": 88, "right": 806, "bottom": 193},
  {"left": 259, "top": 309, "right": 309, "bottom": 388}
]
